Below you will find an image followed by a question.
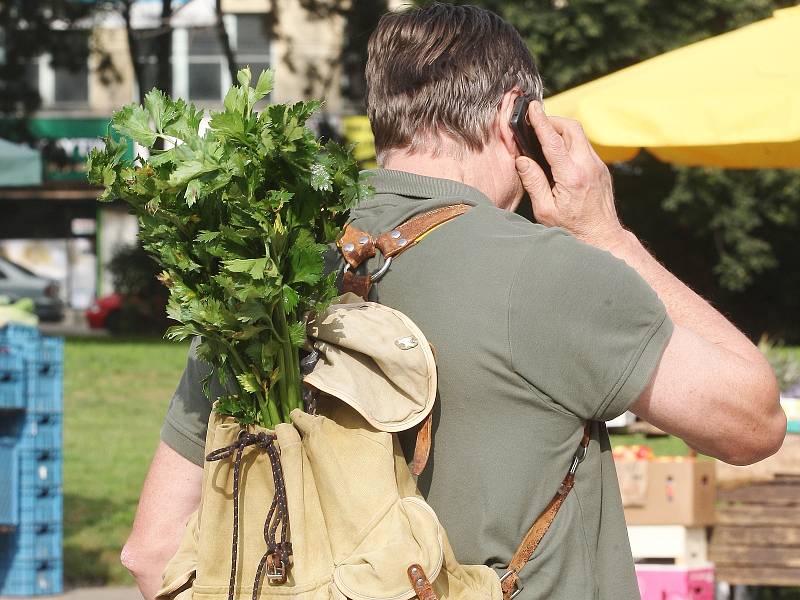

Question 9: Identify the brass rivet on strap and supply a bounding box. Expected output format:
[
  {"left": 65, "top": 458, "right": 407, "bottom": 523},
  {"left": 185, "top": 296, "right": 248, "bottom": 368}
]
[{"left": 343, "top": 243, "right": 355, "bottom": 252}]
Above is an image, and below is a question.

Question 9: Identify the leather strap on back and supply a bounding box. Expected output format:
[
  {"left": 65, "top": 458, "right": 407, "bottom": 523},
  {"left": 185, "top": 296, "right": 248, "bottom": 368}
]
[
  {"left": 336, "top": 204, "right": 470, "bottom": 478},
  {"left": 338, "top": 203, "right": 471, "bottom": 299},
  {"left": 500, "top": 424, "right": 591, "bottom": 599}
]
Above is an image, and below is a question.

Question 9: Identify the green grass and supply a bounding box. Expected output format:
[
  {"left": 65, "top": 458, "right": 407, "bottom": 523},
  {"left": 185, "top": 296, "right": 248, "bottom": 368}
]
[
  {"left": 607, "top": 432, "right": 692, "bottom": 456},
  {"left": 63, "top": 336, "right": 189, "bottom": 585}
]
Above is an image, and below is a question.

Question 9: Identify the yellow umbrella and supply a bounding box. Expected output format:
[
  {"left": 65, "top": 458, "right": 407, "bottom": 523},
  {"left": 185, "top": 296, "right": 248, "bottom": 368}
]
[{"left": 545, "top": 5, "right": 800, "bottom": 168}]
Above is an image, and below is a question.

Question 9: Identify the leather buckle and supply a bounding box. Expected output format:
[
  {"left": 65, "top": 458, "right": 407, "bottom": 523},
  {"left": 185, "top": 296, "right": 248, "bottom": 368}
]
[
  {"left": 499, "top": 571, "right": 522, "bottom": 600},
  {"left": 266, "top": 553, "right": 287, "bottom": 584}
]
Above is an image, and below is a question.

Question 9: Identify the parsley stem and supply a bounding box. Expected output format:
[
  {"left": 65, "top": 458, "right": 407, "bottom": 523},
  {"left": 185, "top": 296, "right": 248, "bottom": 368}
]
[
  {"left": 229, "top": 342, "right": 279, "bottom": 428},
  {"left": 274, "top": 305, "right": 302, "bottom": 419}
]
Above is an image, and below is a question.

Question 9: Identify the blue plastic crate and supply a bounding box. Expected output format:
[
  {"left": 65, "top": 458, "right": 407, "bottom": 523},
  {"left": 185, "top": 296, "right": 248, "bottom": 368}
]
[
  {"left": 0, "top": 350, "right": 25, "bottom": 411},
  {"left": 0, "top": 412, "right": 24, "bottom": 442},
  {"left": 19, "top": 413, "right": 61, "bottom": 450},
  {"left": 0, "top": 442, "right": 18, "bottom": 526},
  {"left": 0, "top": 335, "right": 37, "bottom": 365},
  {"left": 0, "top": 558, "right": 62, "bottom": 596},
  {"left": 35, "top": 338, "right": 62, "bottom": 365},
  {"left": 0, "top": 331, "right": 63, "bottom": 415},
  {"left": 18, "top": 488, "right": 62, "bottom": 525},
  {"left": 0, "top": 324, "right": 39, "bottom": 343},
  {"left": 0, "top": 525, "right": 61, "bottom": 562},
  {"left": 19, "top": 449, "right": 62, "bottom": 490},
  {"left": 25, "top": 366, "right": 63, "bottom": 414}
]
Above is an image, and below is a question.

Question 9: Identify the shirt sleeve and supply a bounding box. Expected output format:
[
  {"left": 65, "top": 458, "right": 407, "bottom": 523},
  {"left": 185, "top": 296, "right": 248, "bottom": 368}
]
[
  {"left": 160, "top": 337, "right": 218, "bottom": 466},
  {"left": 508, "top": 230, "right": 673, "bottom": 421}
]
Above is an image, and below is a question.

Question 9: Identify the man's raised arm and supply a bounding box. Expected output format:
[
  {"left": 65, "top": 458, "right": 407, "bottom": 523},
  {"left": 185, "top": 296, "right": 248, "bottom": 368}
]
[{"left": 516, "top": 101, "right": 785, "bottom": 465}]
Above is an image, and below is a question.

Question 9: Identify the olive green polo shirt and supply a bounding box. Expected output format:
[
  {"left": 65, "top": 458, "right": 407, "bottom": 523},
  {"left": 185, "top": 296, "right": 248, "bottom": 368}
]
[{"left": 161, "top": 168, "right": 672, "bottom": 600}]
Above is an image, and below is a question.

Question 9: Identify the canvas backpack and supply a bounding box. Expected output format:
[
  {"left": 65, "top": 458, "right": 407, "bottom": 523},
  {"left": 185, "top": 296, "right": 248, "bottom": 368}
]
[{"left": 155, "top": 205, "right": 590, "bottom": 600}]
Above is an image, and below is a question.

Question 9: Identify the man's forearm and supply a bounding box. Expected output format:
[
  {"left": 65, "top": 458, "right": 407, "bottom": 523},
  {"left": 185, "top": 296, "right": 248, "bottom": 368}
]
[{"left": 123, "top": 442, "right": 203, "bottom": 600}]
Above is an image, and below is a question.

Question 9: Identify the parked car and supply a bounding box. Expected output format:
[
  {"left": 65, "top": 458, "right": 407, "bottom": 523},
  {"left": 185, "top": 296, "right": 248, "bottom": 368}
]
[
  {"left": 0, "top": 256, "right": 64, "bottom": 322},
  {"left": 85, "top": 293, "right": 123, "bottom": 331},
  {"left": 86, "top": 292, "right": 170, "bottom": 333}
]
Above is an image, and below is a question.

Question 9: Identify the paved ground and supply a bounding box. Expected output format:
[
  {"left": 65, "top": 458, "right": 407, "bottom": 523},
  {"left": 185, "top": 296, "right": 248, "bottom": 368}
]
[
  {"left": 39, "top": 308, "right": 107, "bottom": 338},
  {"left": 1, "top": 587, "right": 140, "bottom": 600}
]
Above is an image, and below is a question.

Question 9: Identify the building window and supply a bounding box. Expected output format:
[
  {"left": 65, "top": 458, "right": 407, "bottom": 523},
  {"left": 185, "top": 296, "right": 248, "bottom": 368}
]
[
  {"left": 54, "top": 66, "right": 89, "bottom": 104},
  {"left": 235, "top": 13, "right": 271, "bottom": 79},
  {"left": 132, "top": 29, "right": 161, "bottom": 96},
  {"left": 33, "top": 31, "right": 90, "bottom": 107},
  {"left": 188, "top": 26, "right": 223, "bottom": 101},
  {"left": 53, "top": 31, "right": 89, "bottom": 105},
  {"left": 174, "top": 13, "right": 271, "bottom": 104}
]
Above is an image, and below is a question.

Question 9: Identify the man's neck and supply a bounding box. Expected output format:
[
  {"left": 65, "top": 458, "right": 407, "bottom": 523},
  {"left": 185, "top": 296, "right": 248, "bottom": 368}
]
[{"left": 382, "top": 144, "right": 521, "bottom": 211}]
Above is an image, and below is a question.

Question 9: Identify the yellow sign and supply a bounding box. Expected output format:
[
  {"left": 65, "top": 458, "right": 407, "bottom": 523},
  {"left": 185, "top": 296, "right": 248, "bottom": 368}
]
[{"left": 342, "top": 116, "right": 377, "bottom": 169}]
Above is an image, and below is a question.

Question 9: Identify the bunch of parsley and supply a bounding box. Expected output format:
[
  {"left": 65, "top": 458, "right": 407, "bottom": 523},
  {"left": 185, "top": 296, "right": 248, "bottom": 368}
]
[{"left": 88, "top": 69, "right": 366, "bottom": 427}]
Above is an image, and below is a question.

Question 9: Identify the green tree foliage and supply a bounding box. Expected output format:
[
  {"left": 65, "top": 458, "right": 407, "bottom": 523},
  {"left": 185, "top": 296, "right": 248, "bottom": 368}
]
[{"left": 442, "top": 0, "right": 800, "bottom": 340}]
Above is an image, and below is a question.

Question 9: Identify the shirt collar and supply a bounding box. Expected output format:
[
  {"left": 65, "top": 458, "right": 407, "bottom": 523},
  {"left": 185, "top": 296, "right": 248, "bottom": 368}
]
[{"left": 361, "top": 169, "right": 493, "bottom": 207}]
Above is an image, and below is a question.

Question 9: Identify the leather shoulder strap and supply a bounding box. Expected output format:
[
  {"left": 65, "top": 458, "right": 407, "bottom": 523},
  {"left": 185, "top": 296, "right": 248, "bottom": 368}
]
[
  {"left": 500, "top": 424, "right": 591, "bottom": 599},
  {"left": 338, "top": 203, "right": 470, "bottom": 299},
  {"left": 375, "top": 203, "right": 471, "bottom": 259}
]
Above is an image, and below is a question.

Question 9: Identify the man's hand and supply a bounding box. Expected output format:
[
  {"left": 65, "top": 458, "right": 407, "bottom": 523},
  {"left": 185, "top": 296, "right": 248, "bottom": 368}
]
[{"left": 515, "top": 101, "right": 624, "bottom": 247}]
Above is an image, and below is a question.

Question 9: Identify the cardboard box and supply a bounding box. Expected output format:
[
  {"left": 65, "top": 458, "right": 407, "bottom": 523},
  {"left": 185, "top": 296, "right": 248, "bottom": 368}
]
[
  {"left": 627, "top": 525, "right": 707, "bottom": 565},
  {"left": 635, "top": 564, "right": 715, "bottom": 600},
  {"left": 606, "top": 411, "right": 636, "bottom": 430},
  {"left": 616, "top": 459, "right": 716, "bottom": 526}
]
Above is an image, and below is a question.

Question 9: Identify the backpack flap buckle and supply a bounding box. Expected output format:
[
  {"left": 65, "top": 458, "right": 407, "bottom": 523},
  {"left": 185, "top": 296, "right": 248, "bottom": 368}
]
[{"left": 266, "top": 553, "right": 287, "bottom": 584}]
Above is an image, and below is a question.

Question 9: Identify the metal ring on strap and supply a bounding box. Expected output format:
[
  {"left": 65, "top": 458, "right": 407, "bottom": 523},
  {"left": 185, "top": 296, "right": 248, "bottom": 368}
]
[
  {"left": 342, "top": 256, "right": 393, "bottom": 283},
  {"left": 499, "top": 571, "right": 522, "bottom": 600}
]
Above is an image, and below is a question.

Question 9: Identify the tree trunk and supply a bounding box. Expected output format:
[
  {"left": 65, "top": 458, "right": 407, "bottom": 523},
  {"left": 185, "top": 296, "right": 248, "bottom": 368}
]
[
  {"left": 215, "top": 0, "right": 238, "bottom": 84},
  {"left": 156, "top": 0, "right": 172, "bottom": 97},
  {"left": 121, "top": 0, "right": 146, "bottom": 105}
]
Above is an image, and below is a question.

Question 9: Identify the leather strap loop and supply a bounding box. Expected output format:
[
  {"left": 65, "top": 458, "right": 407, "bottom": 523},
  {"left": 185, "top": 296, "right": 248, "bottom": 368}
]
[
  {"left": 337, "top": 226, "right": 376, "bottom": 269},
  {"left": 501, "top": 424, "right": 591, "bottom": 600},
  {"left": 341, "top": 269, "right": 373, "bottom": 300},
  {"left": 411, "top": 412, "right": 433, "bottom": 476},
  {"left": 407, "top": 563, "right": 439, "bottom": 600}
]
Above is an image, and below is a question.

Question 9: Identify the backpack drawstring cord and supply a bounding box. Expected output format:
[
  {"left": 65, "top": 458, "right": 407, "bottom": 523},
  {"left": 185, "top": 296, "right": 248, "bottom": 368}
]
[{"left": 206, "top": 430, "right": 292, "bottom": 600}]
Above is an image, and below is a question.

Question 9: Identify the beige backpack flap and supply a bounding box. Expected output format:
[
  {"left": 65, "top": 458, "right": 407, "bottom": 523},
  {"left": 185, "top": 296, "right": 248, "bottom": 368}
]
[{"left": 304, "top": 299, "right": 438, "bottom": 433}]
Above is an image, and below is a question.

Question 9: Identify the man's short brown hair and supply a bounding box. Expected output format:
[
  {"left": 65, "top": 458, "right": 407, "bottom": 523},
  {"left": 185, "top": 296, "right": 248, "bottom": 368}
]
[{"left": 366, "top": 3, "right": 543, "bottom": 160}]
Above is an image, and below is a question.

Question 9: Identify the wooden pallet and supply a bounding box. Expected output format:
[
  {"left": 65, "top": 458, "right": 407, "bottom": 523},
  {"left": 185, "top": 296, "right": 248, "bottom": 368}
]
[
  {"left": 716, "top": 435, "right": 800, "bottom": 486},
  {"left": 710, "top": 477, "right": 800, "bottom": 586}
]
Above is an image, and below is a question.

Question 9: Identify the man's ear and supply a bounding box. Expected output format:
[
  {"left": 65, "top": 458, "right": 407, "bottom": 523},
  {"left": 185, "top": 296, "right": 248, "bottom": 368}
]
[{"left": 496, "top": 90, "right": 521, "bottom": 158}]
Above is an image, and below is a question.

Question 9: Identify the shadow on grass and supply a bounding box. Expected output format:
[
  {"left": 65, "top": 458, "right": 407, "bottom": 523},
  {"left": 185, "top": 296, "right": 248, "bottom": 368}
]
[{"left": 63, "top": 493, "right": 132, "bottom": 586}]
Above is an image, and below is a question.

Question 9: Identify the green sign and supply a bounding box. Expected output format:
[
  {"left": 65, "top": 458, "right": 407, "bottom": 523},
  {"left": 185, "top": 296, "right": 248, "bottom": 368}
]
[{"left": 1, "top": 117, "right": 133, "bottom": 182}]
